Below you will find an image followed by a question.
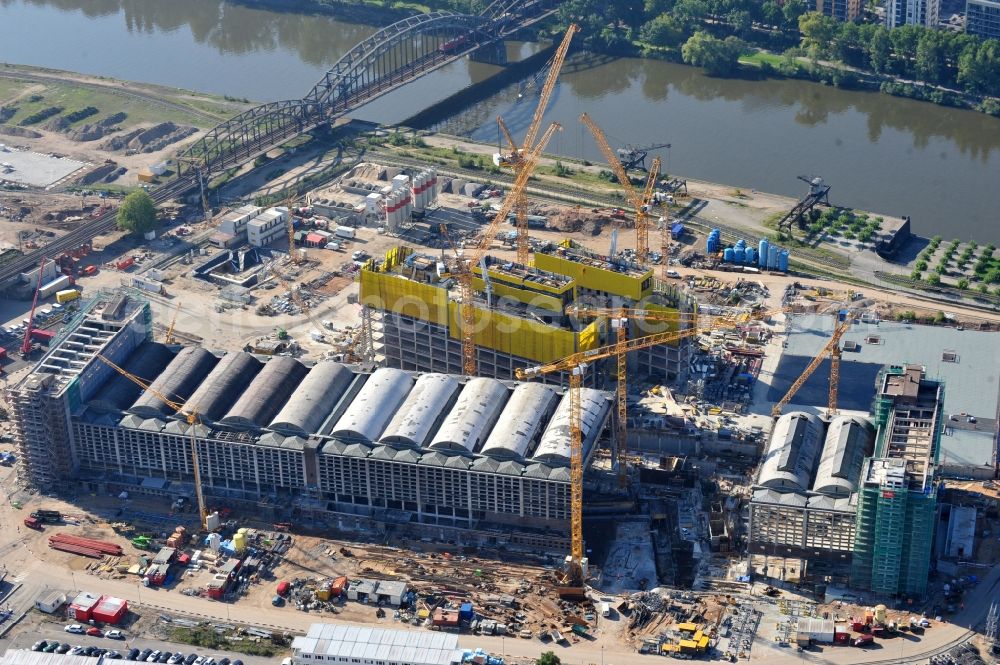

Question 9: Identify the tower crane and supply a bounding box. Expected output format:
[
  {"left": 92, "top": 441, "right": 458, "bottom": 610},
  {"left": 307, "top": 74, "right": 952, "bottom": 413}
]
[
  {"left": 494, "top": 24, "right": 578, "bottom": 265},
  {"left": 566, "top": 306, "right": 758, "bottom": 487},
  {"left": 461, "top": 122, "right": 562, "bottom": 376},
  {"left": 284, "top": 194, "right": 301, "bottom": 266},
  {"left": 96, "top": 354, "right": 208, "bottom": 531},
  {"left": 580, "top": 113, "right": 660, "bottom": 265},
  {"left": 164, "top": 301, "right": 181, "bottom": 344},
  {"left": 771, "top": 310, "right": 855, "bottom": 418},
  {"left": 515, "top": 316, "right": 764, "bottom": 593}
]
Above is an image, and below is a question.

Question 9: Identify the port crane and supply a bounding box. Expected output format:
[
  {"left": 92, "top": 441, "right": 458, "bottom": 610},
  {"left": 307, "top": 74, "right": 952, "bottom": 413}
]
[
  {"left": 771, "top": 310, "right": 854, "bottom": 417},
  {"left": 461, "top": 122, "right": 562, "bottom": 375},
  {"left": 494, "top": 24, "right": 577, "bottom": 265},
  {"left": 516, "top": 315, "right": 762, "bottom": 593},
  {"left": 96, "top": 354, "right": 208, "bottom": 531},
  {"left": 617, "top": 142, "right": 670, "bottom": 171},
  {"left": 580, "top": 113, "right": 660, "bottom": 266}
]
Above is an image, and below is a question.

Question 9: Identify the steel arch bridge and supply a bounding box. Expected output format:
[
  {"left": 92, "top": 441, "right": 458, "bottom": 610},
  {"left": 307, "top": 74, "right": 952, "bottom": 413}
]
[{"left": 177, "top": 0, "right": 555, "bottom": 180}]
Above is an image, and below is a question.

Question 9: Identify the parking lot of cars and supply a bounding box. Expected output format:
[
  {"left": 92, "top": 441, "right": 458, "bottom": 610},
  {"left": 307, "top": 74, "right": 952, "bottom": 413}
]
[{"left": 30, "top": 630, "right": 246, "bottom": 665}]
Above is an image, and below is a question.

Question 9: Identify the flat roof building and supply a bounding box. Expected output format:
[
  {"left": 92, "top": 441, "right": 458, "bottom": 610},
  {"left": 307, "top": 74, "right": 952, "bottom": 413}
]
[
  {"left": 7, "top": 291, "right": 613, "bottom": 552},
  {"left": 291, "top": 625, "right": 462, "bottom": 665},
  {"left": 966, "top": 0, "right": 1000, "bottom": 38}
]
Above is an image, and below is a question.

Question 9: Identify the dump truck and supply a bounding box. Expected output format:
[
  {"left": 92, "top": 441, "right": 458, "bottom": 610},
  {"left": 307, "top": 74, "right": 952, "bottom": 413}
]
[
  {"left": 23, "top": 516, "right": 42, "bottom": 530},
  {"left": 29, "top": 510, "right": 61, "bottom": 523}
]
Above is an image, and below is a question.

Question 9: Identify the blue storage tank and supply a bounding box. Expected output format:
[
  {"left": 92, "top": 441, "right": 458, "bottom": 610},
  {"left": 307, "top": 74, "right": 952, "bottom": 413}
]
[
  {"left": 758, "top": 239, "right": 769, "bottom": 267},
  {"left": 745, "top": 247, "right": 756, "bottom": 265},
  {"left": 707, "top": 235, "right": 718, "bottom": 254},
  {"left": 768, "top": 246, "right": 779, "bottom": 269},
  {"left": 779, "top": 250, "right": 789, "bottom": 272},
  {"left": 733, "top": 246, "right": 745, "bottom": 263},
  {"left": 723, "top": 247, "right": 735, "bottom": 263},
  {"left": 735, "top": 239, "right": 746, "bottom": 249}
]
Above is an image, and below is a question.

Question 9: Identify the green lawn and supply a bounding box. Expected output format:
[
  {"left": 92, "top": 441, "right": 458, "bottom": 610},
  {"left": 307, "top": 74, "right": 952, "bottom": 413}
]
[
  {"left": 0, "top": 78, "right": 33, "bottom": 104},
  {"left": 739, "top": 51, "right": 788, "bottom": 68}
]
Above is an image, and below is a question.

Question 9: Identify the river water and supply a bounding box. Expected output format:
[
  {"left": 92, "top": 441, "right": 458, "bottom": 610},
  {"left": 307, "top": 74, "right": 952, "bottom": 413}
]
[{"left": 2, "top": 0, "right": 999, "bottom": 243}]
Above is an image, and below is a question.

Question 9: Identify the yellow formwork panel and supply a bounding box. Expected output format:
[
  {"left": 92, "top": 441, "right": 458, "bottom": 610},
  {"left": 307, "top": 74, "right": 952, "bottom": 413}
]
[
  {"left": 533, "top": 252, "right": 654, "bottom": 300},
  {"left": 475, "top": 264, "right": 575, "bottom": 297},
  {"left": 358, "top": 270, "right": 449, "bottom": 326},
  {"left": 446, "top": 302, "right": 582, "bottom": 364},
  {"left": 578, "top": 319, "right": 602, "bottom": 352},
  {"left": 471, "top": 275, "right": 564, "bottom": 313}
]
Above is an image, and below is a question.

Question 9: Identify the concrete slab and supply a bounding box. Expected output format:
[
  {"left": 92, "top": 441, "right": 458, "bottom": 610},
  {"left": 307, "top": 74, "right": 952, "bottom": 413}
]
[
  {"left": 0, "top": 148, "right": 88, "bottom": 188},
  {"left": 596, "top": 521, "right": 659, "bottom": 595}
]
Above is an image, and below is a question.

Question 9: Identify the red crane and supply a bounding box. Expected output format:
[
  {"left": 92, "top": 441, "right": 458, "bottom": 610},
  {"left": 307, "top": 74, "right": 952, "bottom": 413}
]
[{"left": 21, "top": 258, "right": 47, "bottom": 356}]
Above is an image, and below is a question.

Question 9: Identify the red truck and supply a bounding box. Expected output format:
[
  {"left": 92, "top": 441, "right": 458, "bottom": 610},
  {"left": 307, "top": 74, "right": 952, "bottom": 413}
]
[
  {"left": 853, "top": 635, "right": 874, "bottom": 647},
  {"left": 276, "top": 581, "right": 290, "bottom": 597},
  {"left": 23, "top": 516, "right": 42, "bottom": 530},
  {"left": 833, "top": 632, "right": 850, "bottom": 644}
]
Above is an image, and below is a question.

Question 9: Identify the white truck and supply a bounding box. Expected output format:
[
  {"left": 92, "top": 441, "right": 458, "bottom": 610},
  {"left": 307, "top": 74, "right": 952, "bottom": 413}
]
[{"left": 600, "top": 602, "right": 611, "bottom": 618}]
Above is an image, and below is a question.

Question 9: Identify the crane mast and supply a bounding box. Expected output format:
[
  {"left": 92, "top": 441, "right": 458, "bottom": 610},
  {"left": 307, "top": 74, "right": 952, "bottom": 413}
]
[
  {"left": 580, "top": 113, "right": 660, "bottom": 264},
  {"left": 494, "top": 25, "right": 578, "bottom": 265},
  {"left": 461, "top": 123, "right": 562, "bottom": 375},
  {"left": 96, "top": 354, "right": 208, "bottom": 530}
]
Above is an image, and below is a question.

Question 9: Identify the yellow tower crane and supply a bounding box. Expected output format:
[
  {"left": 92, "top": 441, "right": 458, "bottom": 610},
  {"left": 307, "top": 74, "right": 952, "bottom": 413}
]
[
  {"left": 579, "top": 113, "right": 660, "bottom": 265},
  {"left": 494, "top": 24, "right": 578, "bottom": 265},
  {"left": 514, "top": 317, "right": 763, "bottom": 594},
  {"left": 771, "top": 310, "right": 855, "bottom": 418},
  {"left": 460, "top": 122, "right": 562, "bottom": 376},
  {"left": 566, "top": 306, "right": 758, "bottom": 487},
  {"left": 164, "top": 301, "right": 181, "bottom": 345},
  {"left": 96, "top": 354, "right": 208, "bottom": 531}
]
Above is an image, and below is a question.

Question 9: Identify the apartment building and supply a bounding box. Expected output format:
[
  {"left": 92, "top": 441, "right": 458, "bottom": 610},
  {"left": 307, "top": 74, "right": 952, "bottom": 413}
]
[
  {"left": 886, "top": 0, "right": 940, "bottom": 27},
  {"left": 247, "top": 207, "right": 289, "bottom": 247},
  {"left": 966, "top": 0, "right": 1000, "bottom": 38}
]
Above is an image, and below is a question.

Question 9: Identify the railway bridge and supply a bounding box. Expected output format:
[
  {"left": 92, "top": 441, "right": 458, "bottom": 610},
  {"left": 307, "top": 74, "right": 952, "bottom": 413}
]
[{"left": 0, "top": 0, "right": 557, "bottom": 286}]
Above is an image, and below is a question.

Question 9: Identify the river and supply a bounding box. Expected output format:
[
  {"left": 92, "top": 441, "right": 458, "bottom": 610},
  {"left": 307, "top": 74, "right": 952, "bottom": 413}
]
[{"left": 2, "top": 0, "right": 999, "bottom": 243}]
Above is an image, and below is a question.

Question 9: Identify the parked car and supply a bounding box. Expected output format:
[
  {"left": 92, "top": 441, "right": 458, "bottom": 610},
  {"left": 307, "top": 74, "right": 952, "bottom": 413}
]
[
  {"left": 146, "top": 651, "right": 162, "bottom": 662},
  {"left": 157, "top": 652, "right": 172, "bottom": 663},
  {"left": 138, "top": 649, "right": 153, "bottom": 662},
  {"left": 86, "top": 627, "right": 104, "bottom": 637},
  {"left": 43, "top": 642, "right": 60, "bottom": 653},
  {"left": 106, "top": 652, "right": 123, "bottom": 659},
  {"left": 127, "top": 648, "right": 141, "bottom": 660},
  {"left": 56, "top": 644, "right": 72, "bottom": 654},
  {"left": 183, "top": 655, "right": 199, "bottom": 665},
  {"left": 168, "top": 654, "right": 185, "bottom": 664},
  {"left": 107, "top": 630, "right": 125, "bottom": 640},
  {"left": 64, "top": 625, "right": 85, "bottom": 634}
]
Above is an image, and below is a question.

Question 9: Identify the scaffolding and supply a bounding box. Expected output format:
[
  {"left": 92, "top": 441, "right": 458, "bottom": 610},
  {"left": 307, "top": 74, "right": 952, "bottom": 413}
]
[{"left": 850, "top": 365, "right": 942, "bottom": 599}]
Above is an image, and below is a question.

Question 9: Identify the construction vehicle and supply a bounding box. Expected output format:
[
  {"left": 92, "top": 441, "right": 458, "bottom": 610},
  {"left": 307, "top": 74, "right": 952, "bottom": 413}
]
[
  {"left": 29, "top": 509, "right": 62, "bottom": 523},
  {"left": 771, "top": 309, "right": 855, "bottom": 417},
  {"left": 131, "top": 535, "right": 153, "bottom": 550},
  {"left": 20, "top": 257, "right": 47, "bottom": 356},
  {"left": 616, "top": 142, "right": 670, "bottom": 171},
  {"left": 164, "top": 301, "right": 181, "bottom": 344},
  {"left": 461, "top": 122, "right": 562, "bottom": 376},
  {"left": 516, "top": 319, "right": 742, "bottom": 595},
  {"left": 493, "top": 24, "right": 577, "bottom": 265},
  {"left": 580, "top": 113, "right": 660, "bottom": 265},
  {"left": 97, "top": 354, "right": 208, "bottom": 531}
]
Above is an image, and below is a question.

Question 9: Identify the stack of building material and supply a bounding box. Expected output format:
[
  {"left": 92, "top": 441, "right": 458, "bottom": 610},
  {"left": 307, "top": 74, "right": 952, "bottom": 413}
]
[
  {"left": 49, "top": 534, "right": 123, "bottom": 558},
  {"left": 166, "top": 526, "right": 187, "bottom": 548}
]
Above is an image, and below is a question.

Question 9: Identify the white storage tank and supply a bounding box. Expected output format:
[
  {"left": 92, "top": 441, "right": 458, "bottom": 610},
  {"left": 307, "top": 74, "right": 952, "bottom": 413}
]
[{"left": 391, "top": 173, "right": 410, "bottom": 191}]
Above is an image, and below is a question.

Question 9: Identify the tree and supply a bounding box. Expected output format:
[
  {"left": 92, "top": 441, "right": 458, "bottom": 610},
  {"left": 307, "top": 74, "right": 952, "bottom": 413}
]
[
  {"left": 782, "top": 0, "right": 807, "bottom": 29},
  {"left": 915, "top": 30, "right": 946, "bottom": 84},
  {"left": 957, "top": 277, "right": 970, "bottom": 290},
  {"left": 537, "top": 653, "right": 561, "bottom": 665},
  {"left": 640, "top": 14, "right": 687, "bottom": 47},
  {"left": 798, "top": 13, "right": 839, "bottom": 59},
  {"left": 116, "top": 189, "right": 158, "bottom": 236},
  {"left": 866, "top": 25, "right": 892, "bottom": 74},
  {"left": 682, "top": 31, "right": 747, "bottom": 75},
  {"left": 761, "top": 0, "right": 784, "bottom": 29}
]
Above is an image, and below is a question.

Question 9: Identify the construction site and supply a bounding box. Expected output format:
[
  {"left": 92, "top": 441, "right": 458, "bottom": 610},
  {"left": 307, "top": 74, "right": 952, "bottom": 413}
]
[{"left": 2, "top": 22, "right": 1000, "bottom": 665}]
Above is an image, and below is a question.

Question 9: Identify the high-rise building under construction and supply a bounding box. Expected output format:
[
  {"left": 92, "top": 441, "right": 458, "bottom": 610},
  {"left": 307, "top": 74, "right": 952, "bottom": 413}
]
[
  {"left": 359, "top": 240, "right": 695, "bottom": 385},
  {"left": 850, "top": 364, "right": 943, "bottom": 598}
]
